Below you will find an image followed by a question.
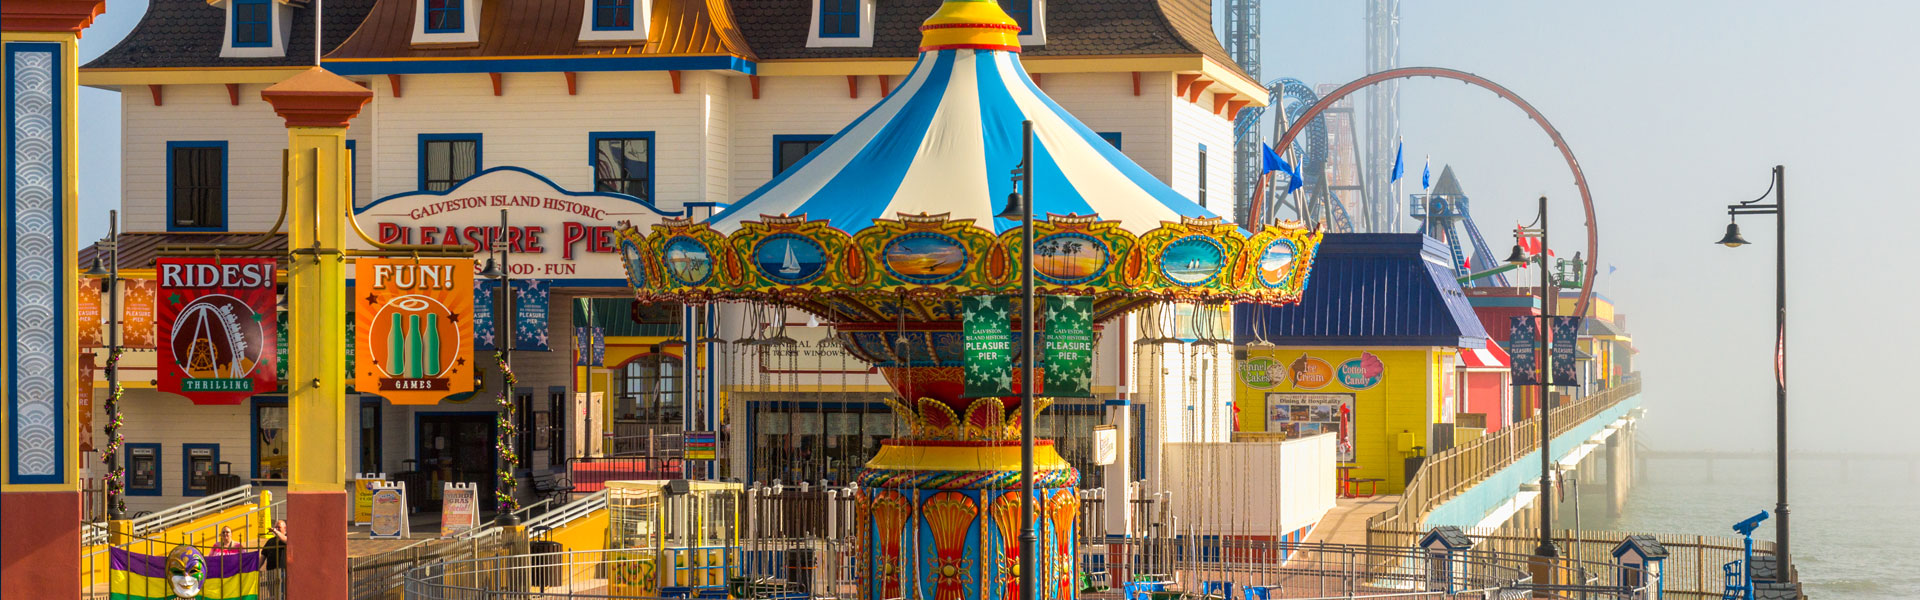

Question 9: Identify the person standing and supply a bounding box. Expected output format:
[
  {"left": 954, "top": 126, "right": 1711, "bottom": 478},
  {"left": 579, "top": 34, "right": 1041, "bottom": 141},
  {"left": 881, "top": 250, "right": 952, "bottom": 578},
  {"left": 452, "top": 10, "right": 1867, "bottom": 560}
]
[
  {"left": 210, "top": 526, "right": 242, "bottom": 556},
  {"left": 261, "top": 520, "right": 289, "bottom": 598}
]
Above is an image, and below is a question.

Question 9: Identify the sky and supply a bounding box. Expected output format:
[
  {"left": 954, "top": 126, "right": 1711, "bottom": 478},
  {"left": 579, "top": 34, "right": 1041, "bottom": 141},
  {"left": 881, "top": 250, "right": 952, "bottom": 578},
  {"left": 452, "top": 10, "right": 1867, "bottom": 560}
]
[{"left": 70, "top": 1, "right": 1920, "bottom": 453}]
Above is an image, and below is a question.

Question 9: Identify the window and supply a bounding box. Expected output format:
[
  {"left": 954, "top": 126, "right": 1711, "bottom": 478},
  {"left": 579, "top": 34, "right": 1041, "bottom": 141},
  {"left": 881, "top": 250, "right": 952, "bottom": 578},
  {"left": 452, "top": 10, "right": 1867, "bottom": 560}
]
[
  {"left": 819, "top": 0, "right": 859, "bottom": 38},
  {"left": 252, "top": 398, "right": 289, "bottom": 480},
  {"left": 168, "top": 141, "right": 227, "bottom": 231},
  {"left": 1096, "top": 132, "right": 1123, "bottom": 150},
  {"left": 1003, "top": 0, "right": 1033, "bottom": 35},
  {"left": 590, "top": 132, "right": 652, "bottom": 200},
  {"left": 1196, "top": 145, "right": 1208, "bottom": 208},
  {"left": 425, "top": 0, "right": 465, "bottom": 33},
  {"left": 615, "top": 354, "right": 682, "bottom": 423},
  {"left": 517, "top": 390, "right": 536, "bottom": 469},
  {"left": 359, "top": 399, "right": 382, "bottom": 474},
  {"left": 233, "top": 0, "right": 273, "bottom": 47},
  {"left": 593, "top": 0, "right": 634, "bottom": 30},
  {"left": 182, "top": 443, "right": 220, "bottom": 497},
  {"left": 127, "top": 444, "right": 162, "bottom": 496},
  {"left": 774, "top": 135, "right": 830, "bottom": 175},
  {"left": 420, "top": 134, "right": 481, "bottom": 192},
  {"left": 548, "top": 390, "right": 568, "bottom": 467}
]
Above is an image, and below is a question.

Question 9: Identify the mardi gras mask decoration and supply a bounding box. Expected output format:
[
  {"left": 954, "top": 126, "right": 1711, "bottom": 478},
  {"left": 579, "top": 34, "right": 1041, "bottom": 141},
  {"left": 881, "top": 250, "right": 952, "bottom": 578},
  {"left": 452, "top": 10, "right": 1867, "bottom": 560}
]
[{"left": 166, "top": 544, "right": 205, "bottom": 599}]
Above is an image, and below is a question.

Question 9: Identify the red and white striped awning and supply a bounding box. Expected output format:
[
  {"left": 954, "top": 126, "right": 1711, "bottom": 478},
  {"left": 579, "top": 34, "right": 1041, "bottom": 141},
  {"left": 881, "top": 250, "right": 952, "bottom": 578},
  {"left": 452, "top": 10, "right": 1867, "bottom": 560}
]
[{"left": 1460, "top": 343, "right": 1510, "bottom": 370}]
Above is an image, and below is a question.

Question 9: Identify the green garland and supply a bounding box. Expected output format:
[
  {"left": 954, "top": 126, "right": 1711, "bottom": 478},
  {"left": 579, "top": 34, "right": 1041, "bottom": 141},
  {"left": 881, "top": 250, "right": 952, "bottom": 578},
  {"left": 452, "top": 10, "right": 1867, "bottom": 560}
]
[
  {"left": 495, "top": 351, "right": 520, "bottom": 514},
  {"left": 102, "top": 348, "right": 126, "bottom": 517}
]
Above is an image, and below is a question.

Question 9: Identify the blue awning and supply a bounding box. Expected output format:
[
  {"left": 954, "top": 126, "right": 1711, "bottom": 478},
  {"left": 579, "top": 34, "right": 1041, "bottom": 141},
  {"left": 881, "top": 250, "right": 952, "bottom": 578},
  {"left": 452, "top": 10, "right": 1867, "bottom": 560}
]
[{"left": 1237, "top": 234, "right": 1489, "bottom": 348}]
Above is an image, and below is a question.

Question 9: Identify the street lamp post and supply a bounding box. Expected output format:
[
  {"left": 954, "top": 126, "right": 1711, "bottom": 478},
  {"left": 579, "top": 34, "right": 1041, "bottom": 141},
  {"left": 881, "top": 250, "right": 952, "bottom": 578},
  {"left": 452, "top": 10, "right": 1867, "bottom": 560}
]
[
  {"left": 86, "top": 211, "right": 123, "bottom": 520},
  {"left": 480, "top": 209, "right": 519, "bottom": 526},
  {"left": 1715, "top": 165, "right": 1789, "bottom": 574},
  {"left": 1507, "top": 196, "right": 1558, "bottom": 562},
  {"left": 996, "top": 119, "right": 1039, "bottom": 600}
]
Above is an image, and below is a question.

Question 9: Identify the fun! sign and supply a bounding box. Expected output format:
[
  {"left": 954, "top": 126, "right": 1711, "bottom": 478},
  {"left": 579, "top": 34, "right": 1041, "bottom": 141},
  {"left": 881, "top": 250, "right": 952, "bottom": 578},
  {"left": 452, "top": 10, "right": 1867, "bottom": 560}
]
[{"left": 356, "top": 259, "right": 475, "bottom": 404}]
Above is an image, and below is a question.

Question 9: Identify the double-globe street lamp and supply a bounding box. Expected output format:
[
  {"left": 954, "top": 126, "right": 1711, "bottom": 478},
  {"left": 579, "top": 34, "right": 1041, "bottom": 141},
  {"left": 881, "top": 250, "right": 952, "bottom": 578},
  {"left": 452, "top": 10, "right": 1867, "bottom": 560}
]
[
  {"left": 993, "top": 119, "right": 1040, "bottom": 600},
  {"left": 1504, "top": 196, "right": 1561, "bottom": 564},
  {"left": 477, "top": 209, "right": 519, "bottom": 526},
  {"left": 1714, "top": 165, "right": 1791, "bottom": 575},
  {"left": 84, "top": 211, "right": 124, "bottom": 521}
]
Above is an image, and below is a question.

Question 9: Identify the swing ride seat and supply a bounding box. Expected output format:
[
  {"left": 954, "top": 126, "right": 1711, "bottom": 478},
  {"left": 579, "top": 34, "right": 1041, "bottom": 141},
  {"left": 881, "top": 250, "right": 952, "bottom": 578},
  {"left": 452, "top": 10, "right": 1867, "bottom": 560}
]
[
  {"left": 1200, "top": 580, "right": 1232, "bottom": 600},
  {"left": 1242, "top": 585, "right": 1281, "bottom": 600},
  {"left": 1123, "top": 580, "right": 1170, "bottom": 600}
]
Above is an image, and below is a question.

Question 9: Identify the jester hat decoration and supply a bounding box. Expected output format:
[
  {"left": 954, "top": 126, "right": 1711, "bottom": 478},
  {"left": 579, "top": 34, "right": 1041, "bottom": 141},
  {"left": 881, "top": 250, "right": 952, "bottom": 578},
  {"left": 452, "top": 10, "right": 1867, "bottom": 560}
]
[{"left": 165, "top": 544, "right": 205, "bottom": 599}]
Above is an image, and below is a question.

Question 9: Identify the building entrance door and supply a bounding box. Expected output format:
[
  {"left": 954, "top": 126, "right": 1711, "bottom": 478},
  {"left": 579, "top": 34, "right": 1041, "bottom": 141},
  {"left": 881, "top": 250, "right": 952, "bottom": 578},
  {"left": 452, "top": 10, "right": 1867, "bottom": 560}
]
[{"left": 416, "top": 414, "right": 495, "bottom": 513}]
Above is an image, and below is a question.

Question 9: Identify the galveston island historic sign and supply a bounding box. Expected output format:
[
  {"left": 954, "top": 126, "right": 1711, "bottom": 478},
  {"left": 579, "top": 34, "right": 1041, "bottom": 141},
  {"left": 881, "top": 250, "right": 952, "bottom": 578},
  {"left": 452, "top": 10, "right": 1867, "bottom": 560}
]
[{"left": 353, "top": 167, "right": 676, "bottom": 283}]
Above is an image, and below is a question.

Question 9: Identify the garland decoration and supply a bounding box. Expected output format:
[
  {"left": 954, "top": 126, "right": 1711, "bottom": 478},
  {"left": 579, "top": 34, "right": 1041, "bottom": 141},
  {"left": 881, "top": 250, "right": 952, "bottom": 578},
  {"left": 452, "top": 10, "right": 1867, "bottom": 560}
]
[
  {"left": 102, "top": 348, "right": 127, "bottom": 517},
  {"left": 494, "top": 351, "right": 520, "bottom": 514}
]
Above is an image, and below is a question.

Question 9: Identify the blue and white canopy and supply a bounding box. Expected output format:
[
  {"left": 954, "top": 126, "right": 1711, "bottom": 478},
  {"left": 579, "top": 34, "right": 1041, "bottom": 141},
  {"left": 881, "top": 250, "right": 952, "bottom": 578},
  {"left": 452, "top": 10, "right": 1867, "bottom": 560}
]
[{"left": 706, "top": 48, "right": 1219, "bottom": 234}]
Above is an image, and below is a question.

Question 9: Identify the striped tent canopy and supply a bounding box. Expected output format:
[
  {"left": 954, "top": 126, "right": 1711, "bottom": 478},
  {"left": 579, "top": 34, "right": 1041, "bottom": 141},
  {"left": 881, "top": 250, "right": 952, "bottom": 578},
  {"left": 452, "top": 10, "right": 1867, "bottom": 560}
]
[{"left": 618, "top": 0, "right": 1321, "bottom": 325}]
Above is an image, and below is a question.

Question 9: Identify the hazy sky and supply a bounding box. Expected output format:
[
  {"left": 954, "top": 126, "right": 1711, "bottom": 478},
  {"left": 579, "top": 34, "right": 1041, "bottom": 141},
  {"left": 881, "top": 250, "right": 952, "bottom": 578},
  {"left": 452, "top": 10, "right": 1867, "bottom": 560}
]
[{"left": 71, "top": 1, "right": 1920, "bottom": 453}]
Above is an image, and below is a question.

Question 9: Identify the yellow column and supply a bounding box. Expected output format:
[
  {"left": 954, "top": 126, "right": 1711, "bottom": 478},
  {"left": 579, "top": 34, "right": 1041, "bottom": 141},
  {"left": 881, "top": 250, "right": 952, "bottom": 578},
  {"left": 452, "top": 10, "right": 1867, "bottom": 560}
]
[
  {"left": 1, "top": 1, "right": 104, "bottom": 597},
  {"left": 260, "top": 67, "right": 371, "bottom": 600}
]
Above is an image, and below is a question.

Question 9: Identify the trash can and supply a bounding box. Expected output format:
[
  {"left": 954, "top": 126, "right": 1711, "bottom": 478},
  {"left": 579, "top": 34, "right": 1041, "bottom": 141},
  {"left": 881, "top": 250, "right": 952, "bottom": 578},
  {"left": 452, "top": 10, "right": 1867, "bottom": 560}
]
[
  {"left": 784, "top": 548, "right": 815, "bottom": 592},
  {"left": 529, "top": 540, "right": 565, "bottom": 588}
]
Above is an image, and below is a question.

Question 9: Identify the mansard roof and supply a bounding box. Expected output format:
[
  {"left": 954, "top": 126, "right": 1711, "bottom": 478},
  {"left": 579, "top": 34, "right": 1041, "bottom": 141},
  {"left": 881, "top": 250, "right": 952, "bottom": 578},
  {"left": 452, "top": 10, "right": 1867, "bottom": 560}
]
[
  {"left": 324, "top": 0, "right": 756, "bottom": 61},
  {"left": 83, "top": 0, "right": 376, "bottom": 70}
]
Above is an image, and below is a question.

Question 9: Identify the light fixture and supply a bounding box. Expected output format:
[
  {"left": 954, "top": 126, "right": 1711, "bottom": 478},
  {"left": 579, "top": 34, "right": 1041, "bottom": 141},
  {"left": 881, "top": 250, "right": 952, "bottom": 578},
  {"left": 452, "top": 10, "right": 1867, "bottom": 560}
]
[
  {"left": 1715, "top": 221, "right": 1750, "bottom": 248},
  {"left": 1505, "top": 243, "right": 1529, "bottom": 266},
  {"left": 477, "top": 257, "right": 507, "bottom": 279},
  {"left": 85, "top": 254, "right": 109, "bottom": 277},
  {"left": 996, "top": 191, "right": 1025, "bottom": 220}
]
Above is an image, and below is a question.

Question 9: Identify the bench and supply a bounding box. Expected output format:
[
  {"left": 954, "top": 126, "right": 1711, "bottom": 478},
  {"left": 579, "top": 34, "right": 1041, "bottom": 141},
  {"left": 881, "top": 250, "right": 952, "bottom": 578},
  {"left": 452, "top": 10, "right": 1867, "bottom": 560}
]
[
  {"left": 1344, "top": 477, "right": 1384, "bottom": 498},
  {"left": 531, "top": 471, "right": 573, "bottom": 503}
]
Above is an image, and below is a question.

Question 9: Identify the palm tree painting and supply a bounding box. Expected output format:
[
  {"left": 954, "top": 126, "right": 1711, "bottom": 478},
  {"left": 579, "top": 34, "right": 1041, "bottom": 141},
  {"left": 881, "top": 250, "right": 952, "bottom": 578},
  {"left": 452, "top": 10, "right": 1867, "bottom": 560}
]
[{"left": 1034, "top": 233, "right": 1107, "bottom": 283}]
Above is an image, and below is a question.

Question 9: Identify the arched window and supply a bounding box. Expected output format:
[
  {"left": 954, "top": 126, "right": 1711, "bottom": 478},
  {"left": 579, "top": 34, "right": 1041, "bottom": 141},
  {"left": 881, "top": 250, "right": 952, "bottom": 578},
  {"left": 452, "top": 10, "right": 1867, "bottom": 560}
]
[{"left": 614, "top": 354, "right": 683, "bottom": 424}]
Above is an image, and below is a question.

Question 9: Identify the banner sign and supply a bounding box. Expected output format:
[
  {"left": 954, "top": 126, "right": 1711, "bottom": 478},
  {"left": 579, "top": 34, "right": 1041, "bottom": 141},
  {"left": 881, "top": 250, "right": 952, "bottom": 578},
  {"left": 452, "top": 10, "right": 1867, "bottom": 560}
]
[
  {"left": 1043, "top": 295, "right": 1094, "bottom": 397},
  {"left": 1551, "top": 316, "right": 1583, "bottom": 386},
  {"left": 355, "top": 258, "right": 475, "bottom": 404},
  {"left": 351, "top": 474, "right": 386, "bottom": 526},
  {"left": 122, "top": 278, "right": 157, "bottom": 349},
  {"left": 275, "top": 311, "right": 289, "bottom": 391},
  {"left": 369, "top": 482, "right": 409, "bottom": 539},
  {"left": 574, "top": 326, "right": 605, "bottom": 367},
  {"left": 352, "top": 167, "right": 672, "bottom": 281},
  {"left": 684, "top": 431, "right": 718, "bottom": 461},
  {"left": 79, "top": 354, "right": 95, "bottom": 453},
  {"left": 155, "top": 258, "right": 278, "bottom": 404},
  {"left": 474, "top": 279, "right": 499, "bottom": 351},
  {"left": 962, "top": 295, "right": 1014, "bottom": 398},
  {"left": 1265, "top": 392, "right": 1356, "bottom": 461},
  {"left": 1510, "top": 317, "right": 1540, "bottom": 386},
  {"left": 514, "top": 279, "right": 551, "bottom": 351},
  {"left": 440, "top": 482, "right": 479, "bottom": 537},
  {"left": 78, "top": 278, "right": 103, "bottom": 348}
]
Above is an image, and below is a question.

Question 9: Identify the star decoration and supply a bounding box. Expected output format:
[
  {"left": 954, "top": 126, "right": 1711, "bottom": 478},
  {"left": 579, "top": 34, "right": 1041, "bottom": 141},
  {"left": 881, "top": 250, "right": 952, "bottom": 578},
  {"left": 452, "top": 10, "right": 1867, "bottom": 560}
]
[
  {"left": 456, "top": 357, "right": 466, "bottom": 366},
  {"left": 447, "top": 312, "right": 461, "bottom": 324},
  {"left": 365, "top": 293, "right": 378, "bottom": 306},
  {"left": 167, "top": 292, "right": 183, "bottom": 305}
]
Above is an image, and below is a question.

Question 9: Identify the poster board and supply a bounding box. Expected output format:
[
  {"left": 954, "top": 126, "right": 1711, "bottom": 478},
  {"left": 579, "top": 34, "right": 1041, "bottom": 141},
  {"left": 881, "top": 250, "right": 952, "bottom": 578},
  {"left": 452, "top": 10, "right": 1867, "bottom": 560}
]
[
  {"left": 1092, "top": 424, "right": 1118, "bottom": 466},
  {"left": 684, "top": 431, "right": 718, "bottom": 461},
  {"left": 351, "top": 474, "right": 387, "bottom": 526},
  {"left": 1265, "top": 392, "right": 1356, "bottom": 462},
  {"left": 440, "top": 482, "right": 478, "bottom": 537},
  {"left": 368, "top": 482, "right": 409, "bottom": 539}
]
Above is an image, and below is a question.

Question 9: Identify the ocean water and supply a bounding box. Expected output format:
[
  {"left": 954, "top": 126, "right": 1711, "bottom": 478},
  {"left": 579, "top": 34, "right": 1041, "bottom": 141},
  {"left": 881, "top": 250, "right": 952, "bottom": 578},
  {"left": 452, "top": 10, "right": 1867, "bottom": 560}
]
[{"left": 1590, "top": 456, "right": 1920, "bottom": 599}]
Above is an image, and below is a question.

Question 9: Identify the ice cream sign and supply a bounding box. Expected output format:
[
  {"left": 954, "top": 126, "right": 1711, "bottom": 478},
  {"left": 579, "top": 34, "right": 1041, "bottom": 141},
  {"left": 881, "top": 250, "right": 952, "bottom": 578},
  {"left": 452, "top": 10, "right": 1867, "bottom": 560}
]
[
  {"left": 1337, "top": 352, "right": 1385, "bottom": 390},
  {"left": 352, "top": 167, "right": 674, "bottom": 281},
  {"left": 1288, "top": 354, "right": 1335, "bottom": 389}
]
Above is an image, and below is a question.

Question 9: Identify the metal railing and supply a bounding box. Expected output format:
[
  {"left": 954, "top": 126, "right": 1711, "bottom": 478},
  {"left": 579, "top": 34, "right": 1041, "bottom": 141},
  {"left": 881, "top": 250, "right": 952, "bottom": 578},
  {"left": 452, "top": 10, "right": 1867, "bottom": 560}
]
[
  {"left": 81, "top": 484, "right": 258, "bottom": 546},
  {"left": 567, "top": 456, "right": 685, "bottom": 493},
  {"left": 350, "top": 535, "right": 510, "bottom": 600},
  {"left": 1368, "top": 378, "right": 1641, "bottom": 536},
  {"left": 529, "top": 490, "right": 611, "bottom": 540},
  {"left": 1369, "top": 526, "right": 1775, "bottom": 600}
]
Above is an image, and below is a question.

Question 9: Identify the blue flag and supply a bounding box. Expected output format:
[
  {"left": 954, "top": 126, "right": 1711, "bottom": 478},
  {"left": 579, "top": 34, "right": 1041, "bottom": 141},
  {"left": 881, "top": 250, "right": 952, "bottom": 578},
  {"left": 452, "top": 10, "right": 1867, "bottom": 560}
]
[
  {"left": 1261, "top": 144, "right": 1304, "bottom": 194},
  {"left": 1421, "top": 155, "right": 1432, "bottom": 190},
  {"left": 1390, "top": 141, "right": 1405, "bottom": 183}
]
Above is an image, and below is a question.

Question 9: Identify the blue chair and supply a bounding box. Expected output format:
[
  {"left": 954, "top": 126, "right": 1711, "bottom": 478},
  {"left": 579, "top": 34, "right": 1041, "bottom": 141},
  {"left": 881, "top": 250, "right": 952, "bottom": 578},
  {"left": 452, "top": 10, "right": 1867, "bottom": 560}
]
[
  {"left": 1124, "top": 580, "right": 1169, "bottom": 600},
  {"left": 1244, "top": 585, "right": 1280, "bottom": 600},
  {"left": 1202, "top": 581, "right": 1232, "bottom": 600}
]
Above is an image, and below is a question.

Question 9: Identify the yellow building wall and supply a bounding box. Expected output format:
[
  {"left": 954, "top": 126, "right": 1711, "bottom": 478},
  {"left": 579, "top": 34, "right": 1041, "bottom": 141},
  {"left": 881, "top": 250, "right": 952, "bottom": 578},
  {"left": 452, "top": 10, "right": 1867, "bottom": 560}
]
[
  {"left": 541, "top": 507, "right": 610, "bottom": 552},
  {"left": 1234, "top": 347, "right": 1447, "bottom": 494}
]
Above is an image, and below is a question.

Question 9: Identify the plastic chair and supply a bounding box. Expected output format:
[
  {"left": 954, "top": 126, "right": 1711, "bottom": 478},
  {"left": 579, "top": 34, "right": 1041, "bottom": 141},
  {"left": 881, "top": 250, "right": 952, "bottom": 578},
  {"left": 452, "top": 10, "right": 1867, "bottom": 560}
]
[
  {"left": 1201, "top": 581, "right": 1232, "bottom": 600},
  {"left": 1244, "top": 585, "right": 1279, "bottom": 600}
]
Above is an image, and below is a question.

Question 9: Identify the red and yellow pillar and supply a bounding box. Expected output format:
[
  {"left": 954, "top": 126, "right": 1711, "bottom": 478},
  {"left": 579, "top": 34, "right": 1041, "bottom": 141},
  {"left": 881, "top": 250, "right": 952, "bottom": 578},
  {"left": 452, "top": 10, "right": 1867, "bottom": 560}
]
[
  {"left": 0, "top": 0, "right": 104, "bottom": 597},
  {"left": 260, "top": 67, "right": 371, "bottom": 600}
]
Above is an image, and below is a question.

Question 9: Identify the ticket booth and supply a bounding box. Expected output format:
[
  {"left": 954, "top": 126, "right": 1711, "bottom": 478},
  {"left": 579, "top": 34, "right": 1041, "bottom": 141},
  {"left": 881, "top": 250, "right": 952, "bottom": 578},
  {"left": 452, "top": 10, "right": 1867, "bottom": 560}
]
[
  {"left": 607, "top": 480, "right": 743, "bottom": 596},
  {"left": 1612, "top": 535, "right": 1669, "bottom": 599},
  {"left": 1419, "top": 526, "right": 1476, "bottom": 593}
]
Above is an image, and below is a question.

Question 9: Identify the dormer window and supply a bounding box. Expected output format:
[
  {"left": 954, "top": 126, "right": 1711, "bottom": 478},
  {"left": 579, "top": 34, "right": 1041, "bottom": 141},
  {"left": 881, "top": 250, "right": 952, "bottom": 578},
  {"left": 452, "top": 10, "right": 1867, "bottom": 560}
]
[
  {"left": 426, "top": 0, "right": 465, "bottom": 33},
  {"left": 807, "top": 0, "right": 873, "bottom": 48},
  {"left": 593, "top": 0, "right": 633, "bottom": 30},
  {"left": 1001, "top": 0, "right": 1046, "bottom": 46},
  {"left": 233, "top": 0, "right": 273, "bottom": 47},
  {"left": 218, "top": 0, "right": 288, "bottom": 58},
  {"left": 413, "top": 0, "right": 481, "bottom": 46},
  {"left": 819, "top": 0, "right": 858, "bottom": 38},
  {"left": 579, "top": 0, "right": 649, "bottom": 43}
]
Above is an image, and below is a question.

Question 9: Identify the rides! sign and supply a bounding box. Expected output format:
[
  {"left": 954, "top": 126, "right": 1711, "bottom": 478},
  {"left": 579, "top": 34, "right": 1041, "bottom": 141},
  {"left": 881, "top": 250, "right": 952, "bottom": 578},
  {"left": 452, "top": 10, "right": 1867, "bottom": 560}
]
[
  {"left": 356, "top": 259, "right": 475, "bottom": 404},
  {"left": 156, "top": 258, "right": 278, "bottom": 404}
]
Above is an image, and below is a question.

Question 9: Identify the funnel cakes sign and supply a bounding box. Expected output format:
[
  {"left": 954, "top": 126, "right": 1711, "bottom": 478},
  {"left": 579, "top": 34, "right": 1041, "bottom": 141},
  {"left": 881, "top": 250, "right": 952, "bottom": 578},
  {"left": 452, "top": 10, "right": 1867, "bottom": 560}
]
[{"left": 352, "top": 167, "right": 675, "bottom": 282}]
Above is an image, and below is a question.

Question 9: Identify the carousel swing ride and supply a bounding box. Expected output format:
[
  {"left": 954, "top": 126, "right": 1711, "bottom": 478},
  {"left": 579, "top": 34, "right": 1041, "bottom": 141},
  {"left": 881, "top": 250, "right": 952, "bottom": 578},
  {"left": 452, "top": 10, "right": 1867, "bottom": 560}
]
[{"left": 616, "top": 2, "right": 1324, "bottom": 600}]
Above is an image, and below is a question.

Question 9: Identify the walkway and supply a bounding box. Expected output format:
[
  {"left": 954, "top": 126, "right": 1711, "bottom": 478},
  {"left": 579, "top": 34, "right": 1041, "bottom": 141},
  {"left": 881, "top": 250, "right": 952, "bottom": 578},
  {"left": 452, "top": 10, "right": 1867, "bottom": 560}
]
[{"left": 1304, "top": 495, "right": 1399, "bottom": 546}]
